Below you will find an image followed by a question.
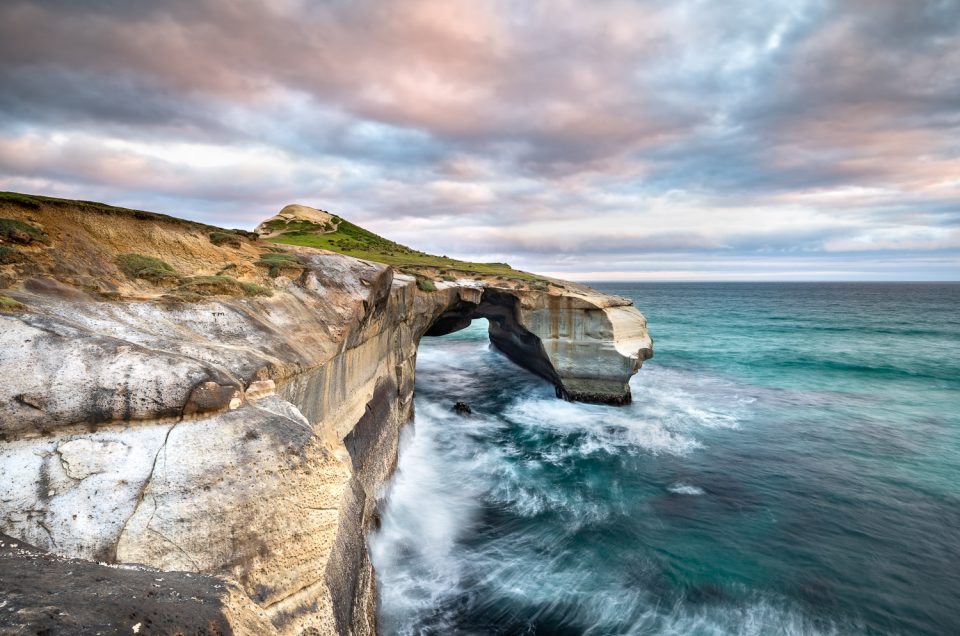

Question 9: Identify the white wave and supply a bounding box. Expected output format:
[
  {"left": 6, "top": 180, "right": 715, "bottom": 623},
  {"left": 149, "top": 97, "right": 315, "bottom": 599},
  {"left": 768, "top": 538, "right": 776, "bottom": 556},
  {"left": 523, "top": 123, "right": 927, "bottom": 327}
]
[
  {"left": 370, "top": 399, "right": 503, "bottom": 632},
  {"left": 372, "top": 330, "right": 791, "bottom": 635},
  {"left": 628, "top": 596, "right": 852, "bottom": 636},
  {"left": 667, "top": 483, "right": 705, "bottom": 496},
  {"left": 370, "top": 425, "right": 468, "bottom": 609},
  {"left": 630, "top": 366, "right": 748, "bottom": 431},
  {"left": 505, "top": 397, "right": 703, "bottom": 457},
  {"left": 487, "top": 474, "right": 615, "bottom": 521}
]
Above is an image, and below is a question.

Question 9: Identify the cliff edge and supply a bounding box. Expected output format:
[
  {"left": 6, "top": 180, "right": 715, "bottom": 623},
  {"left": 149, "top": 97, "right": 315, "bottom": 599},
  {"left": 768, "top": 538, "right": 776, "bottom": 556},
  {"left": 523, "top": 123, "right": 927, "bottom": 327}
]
[{"left": 0, "top": 193, "right": 652, "bottom": 634}]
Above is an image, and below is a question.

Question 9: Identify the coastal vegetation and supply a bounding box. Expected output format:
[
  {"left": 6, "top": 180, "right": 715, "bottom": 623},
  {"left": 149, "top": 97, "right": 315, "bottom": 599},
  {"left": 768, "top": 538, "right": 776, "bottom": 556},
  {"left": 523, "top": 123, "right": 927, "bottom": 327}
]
[
  {"left": 256, "top": 252, "right": 303, "bottom": 277},
  {"left": 177, "top": 275, "right": 271, "bottom": 298},
  {"left": 0, "top": 245, "right": 21, "bottom": 264},
  {"left": 0, "top": 191, "right": 561, "bottom": 294},
  {"left": 208, "top": 231, "right": 237, "bottom": 247},
  {"left": 0, "top": 293, "right": 24, "bottom": 312},
  {"left": 0, "top": 217, "right": 50, "bottom": 245},
  {"left": 266, "top": 214, "right": 556, "bottom": 286},
  {"left": 415, "top": 274, "right": 437, "bottom": 292},
  {"left": 0, "top": 191, "right": 222, "bottom": 232},
  {"left": 115, "top": 253, "right": 270, "bottom": 298},
  {"left": 116, "top": 253, "right": 180, "bottom": 283}
]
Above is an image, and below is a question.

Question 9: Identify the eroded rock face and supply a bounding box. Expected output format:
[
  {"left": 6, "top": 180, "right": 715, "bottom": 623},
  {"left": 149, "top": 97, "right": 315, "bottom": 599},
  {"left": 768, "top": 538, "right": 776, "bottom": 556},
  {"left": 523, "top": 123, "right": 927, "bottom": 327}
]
[
  {"left": 424, "top": 284, "right": 653, "bottom": 404},
  {"left": 520, "top": 290, "right": 653, "bottom": 404},
  {"left": 0, "top": 248, "right": 651, "bottom": 634},
  {"left": 255, "top": 203, "right": 338, "bottom": 237}
]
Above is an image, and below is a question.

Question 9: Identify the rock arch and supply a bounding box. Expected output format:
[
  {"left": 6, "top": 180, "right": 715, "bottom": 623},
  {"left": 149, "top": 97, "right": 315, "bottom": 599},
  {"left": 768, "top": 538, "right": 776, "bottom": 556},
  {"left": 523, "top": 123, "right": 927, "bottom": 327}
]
[{"left": 419, "top": 283, "right": 653, "bottom": 405}]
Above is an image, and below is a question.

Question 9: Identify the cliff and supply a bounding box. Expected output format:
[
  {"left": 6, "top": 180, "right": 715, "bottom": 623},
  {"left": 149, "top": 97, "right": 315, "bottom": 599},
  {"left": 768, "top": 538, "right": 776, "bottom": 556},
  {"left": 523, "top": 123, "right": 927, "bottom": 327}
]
[{"left": 0, "top": 194, "right": 652, "bottom": 634}]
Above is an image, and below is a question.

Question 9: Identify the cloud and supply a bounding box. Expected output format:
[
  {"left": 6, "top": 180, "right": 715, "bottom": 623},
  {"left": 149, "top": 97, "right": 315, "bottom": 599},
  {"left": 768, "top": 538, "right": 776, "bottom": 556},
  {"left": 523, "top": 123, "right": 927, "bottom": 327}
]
[{"left": 0, "top": 0, "right": 957, "bottom": 279}]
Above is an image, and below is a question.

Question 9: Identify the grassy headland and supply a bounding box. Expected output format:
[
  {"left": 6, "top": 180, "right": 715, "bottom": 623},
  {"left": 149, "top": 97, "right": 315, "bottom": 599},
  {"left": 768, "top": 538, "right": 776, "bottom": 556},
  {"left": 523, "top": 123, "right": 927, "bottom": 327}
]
[
  {"left": 0, "top": 191, "right": 560, "bottom": 291},
  {"left": 266, "top": 215, "right": 552, "bottom": 285}
]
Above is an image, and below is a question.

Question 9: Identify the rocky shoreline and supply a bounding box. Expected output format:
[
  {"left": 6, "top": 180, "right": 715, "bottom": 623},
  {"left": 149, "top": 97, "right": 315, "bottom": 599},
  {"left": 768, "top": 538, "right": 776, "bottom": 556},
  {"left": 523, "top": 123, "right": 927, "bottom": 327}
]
[{"left": 0, "top": 198, "right": 652, "bottom": 634}]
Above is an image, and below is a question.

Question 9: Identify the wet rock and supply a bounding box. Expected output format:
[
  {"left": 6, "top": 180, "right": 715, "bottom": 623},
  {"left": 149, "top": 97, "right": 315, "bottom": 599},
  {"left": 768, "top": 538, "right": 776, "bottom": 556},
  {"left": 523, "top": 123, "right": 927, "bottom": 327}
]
[{"left": 453, "top": 401, "right": 472, "bottom": 415}]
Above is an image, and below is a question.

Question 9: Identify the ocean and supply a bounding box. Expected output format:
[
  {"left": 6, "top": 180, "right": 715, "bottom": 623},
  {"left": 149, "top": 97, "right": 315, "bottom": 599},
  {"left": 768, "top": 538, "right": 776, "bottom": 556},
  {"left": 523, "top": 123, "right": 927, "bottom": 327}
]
[{"left": 369, "top": 282, "right": 960, "bottom": 635}]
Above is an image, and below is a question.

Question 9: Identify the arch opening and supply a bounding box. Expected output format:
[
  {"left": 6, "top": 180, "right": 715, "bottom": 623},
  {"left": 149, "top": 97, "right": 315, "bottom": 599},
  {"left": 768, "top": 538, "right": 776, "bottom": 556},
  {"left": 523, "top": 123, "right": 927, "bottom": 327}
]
[{"left": 421, "top": 288, "right": 568, "bottom": 399}]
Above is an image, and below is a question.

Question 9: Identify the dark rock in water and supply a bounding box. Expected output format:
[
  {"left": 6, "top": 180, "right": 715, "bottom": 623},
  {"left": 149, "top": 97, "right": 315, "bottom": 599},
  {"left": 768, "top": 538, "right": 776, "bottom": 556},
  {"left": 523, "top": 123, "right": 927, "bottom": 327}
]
[{"left": 453, "top": 401, "right": 472, "bottom": 415}]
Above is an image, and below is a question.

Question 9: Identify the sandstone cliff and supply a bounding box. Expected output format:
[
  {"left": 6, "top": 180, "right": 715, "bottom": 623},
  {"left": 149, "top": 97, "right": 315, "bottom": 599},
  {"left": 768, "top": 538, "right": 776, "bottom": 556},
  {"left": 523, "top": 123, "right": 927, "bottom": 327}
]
[{"left": 0, "top": 194, "right": 652, "bottom": 634}]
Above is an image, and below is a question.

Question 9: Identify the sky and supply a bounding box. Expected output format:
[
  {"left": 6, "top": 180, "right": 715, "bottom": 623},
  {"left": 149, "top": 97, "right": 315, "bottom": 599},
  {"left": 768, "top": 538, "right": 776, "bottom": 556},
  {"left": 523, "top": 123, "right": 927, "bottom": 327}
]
[{"left": 0, "top": 0, "right": 958, "bottom": 281}]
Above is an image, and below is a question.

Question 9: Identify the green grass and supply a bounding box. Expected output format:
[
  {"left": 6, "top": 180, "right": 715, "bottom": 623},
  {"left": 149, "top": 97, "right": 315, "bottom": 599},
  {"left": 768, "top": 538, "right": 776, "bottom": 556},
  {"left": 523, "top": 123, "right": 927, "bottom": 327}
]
[
  {"left": 116, "top": 253, "right": 180, "bottom": 284},
  {"left": 0, "top": 191, "right": 559, "bottom": 290},
  {"left": 0, "top": 191, "right": 226, "bottom": 234},
  {"left": 0, "top": 192, "right": 48, "bottom": 209},
  {"left": 0, "top": 245, "right": 21, "bottom": 264},
  {"left": 0, "top": 218, "right": 50, "bottom": 245},
  {"left": 179, "top": 275, "right": 271, "bottom": 297},
  {"left": 268, "top": 217, "right": 545, "bottom": 281},
  {"left": 415, "top": 275, "right": 437, "bottom": 292},
  {"left": 256, "top": 252, "right": 303, "bottom": 277},
  {"left": 239, "top": 281, "right": 270, "bottom": 296},
  {"left": 209, "top": 231, "right": 243, "bottom": 248},
  {"left": 529, "top": 279, "right": 550, "bottom": 291}
]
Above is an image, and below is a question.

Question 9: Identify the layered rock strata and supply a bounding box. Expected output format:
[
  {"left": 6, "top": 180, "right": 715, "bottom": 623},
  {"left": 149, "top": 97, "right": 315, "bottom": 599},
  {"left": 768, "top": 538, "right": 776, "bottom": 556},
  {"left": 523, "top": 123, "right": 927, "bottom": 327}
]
[
  {"left": 0, "top": 207, "right": 652, "bottom": 634},
  {"left": 426, "top": 285, "right": 652, "bottom": 404}
]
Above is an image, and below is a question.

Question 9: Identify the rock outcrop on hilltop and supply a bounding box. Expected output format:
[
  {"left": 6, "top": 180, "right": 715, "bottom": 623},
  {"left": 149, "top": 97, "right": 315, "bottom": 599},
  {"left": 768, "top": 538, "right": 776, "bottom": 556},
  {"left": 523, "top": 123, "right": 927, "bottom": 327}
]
[
  {"left": 255, "top": 203, "right": 339, "bottom": 237},
  {"left": 0, "top": 194, "right": 652, "bottom": 635}
]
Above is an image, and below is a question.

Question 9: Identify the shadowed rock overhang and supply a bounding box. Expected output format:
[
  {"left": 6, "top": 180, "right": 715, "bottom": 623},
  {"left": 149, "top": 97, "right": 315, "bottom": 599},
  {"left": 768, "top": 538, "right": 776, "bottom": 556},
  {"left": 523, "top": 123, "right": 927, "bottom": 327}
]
[{"left": 424, "top": 285, "right": 652, "bottom": 405}]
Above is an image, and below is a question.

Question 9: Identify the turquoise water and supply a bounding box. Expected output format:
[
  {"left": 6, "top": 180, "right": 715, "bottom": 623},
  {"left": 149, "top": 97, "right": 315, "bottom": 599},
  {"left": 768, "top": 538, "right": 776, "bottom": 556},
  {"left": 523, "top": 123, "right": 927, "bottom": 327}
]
[{"left": 371, "top": 283, "right": 960, "bottom": 635}]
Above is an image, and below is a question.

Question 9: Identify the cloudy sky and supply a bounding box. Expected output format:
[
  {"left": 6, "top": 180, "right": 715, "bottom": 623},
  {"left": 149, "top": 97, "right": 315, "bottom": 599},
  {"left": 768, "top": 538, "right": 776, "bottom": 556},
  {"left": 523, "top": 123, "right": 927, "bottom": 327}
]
[{"left": 0, "top": 0, "right": 957, "bottom": 280}]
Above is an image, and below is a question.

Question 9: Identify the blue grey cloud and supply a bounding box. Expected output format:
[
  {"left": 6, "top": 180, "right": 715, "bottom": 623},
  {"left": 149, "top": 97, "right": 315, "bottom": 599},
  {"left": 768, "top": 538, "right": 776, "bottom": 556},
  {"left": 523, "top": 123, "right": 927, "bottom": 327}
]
[{"left": 0, "top": 0, "right": 956, "bottom": 279}]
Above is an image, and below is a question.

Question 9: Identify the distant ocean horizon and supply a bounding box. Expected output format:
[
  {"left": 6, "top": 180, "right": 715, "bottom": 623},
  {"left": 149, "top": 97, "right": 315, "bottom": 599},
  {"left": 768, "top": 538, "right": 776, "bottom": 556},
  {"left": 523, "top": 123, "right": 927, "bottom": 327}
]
[
  {"left": 578, "top": 280, "right": 960, "bottom": 284},
  {"left": 371, "top": 282, "right": 960, "bottom": 635}
]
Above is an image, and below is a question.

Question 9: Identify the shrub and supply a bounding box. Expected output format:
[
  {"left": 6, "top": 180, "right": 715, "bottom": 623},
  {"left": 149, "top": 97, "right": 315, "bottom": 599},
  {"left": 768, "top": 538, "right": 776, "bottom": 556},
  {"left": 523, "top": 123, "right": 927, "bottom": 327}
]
[
  {"left": 0, "top": 192, "right": 42, "bottom": 208},
  {"left": 231, "top": 229, "right": 259, "bottom": 241},
  {"left": 256, "top": 252, "right": 302, "bottom": 277},
  {"left": 415, "top": 275, "right": 437, "bottom": 292},
  {"left": 0, "top": 218, "right": 50, "bottom": 245},
  {"left": 0, "top": 245, "right": 20, "bottom": 264},
  {"left": 530, "top": 279, "right": 550, "bottom": 291},
  {"left": 209, "top": 231, "right": 243, "bottom": 248},
  {"left": 179, "top": 275, "right": 271, "bottom": 297},
  {"left": 116, "top": 253, "right": 180, "bottom": 284},
  {"left": 441, "top": 274, "right": 456, "bottom": 282},
  {"left": 237, "top": 281, "right": 271, "bottom": 297}
]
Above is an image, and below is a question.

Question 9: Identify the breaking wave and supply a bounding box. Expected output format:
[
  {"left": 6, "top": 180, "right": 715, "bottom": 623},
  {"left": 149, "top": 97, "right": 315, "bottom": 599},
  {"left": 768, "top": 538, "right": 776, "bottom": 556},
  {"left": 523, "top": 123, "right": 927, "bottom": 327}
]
[{"left": 370, "top": 323, "right": 859, "bottom": 635}]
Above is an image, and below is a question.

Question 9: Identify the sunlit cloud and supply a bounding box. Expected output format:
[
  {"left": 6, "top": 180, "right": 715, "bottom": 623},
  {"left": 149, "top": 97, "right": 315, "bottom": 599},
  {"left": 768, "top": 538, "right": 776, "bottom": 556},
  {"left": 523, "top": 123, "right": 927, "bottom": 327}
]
[{"left": 0, "top": 0, "right": 957, "bottom": 280}]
